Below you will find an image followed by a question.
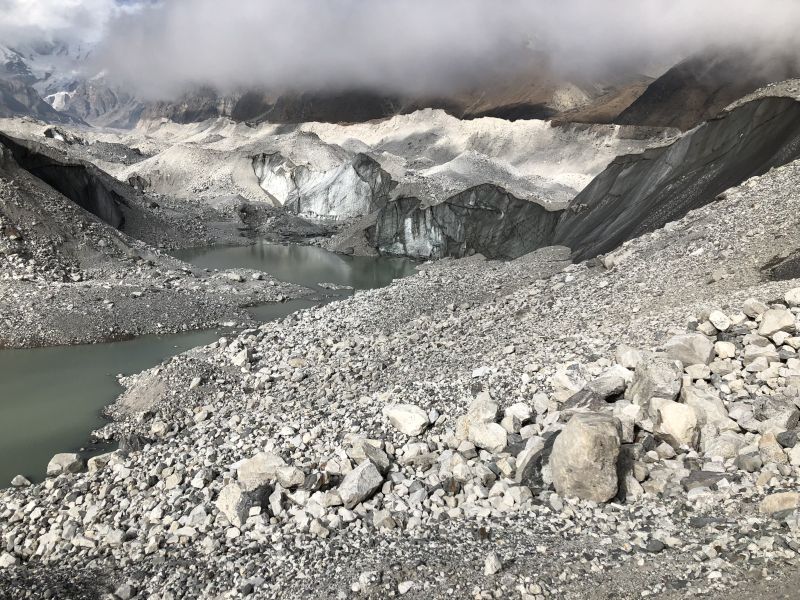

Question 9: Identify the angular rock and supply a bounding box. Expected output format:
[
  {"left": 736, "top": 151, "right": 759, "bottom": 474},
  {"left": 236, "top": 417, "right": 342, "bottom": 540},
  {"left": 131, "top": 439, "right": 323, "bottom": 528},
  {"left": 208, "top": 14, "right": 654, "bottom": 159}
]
[
  {"left": 561, "top": 388, "right": 608, "bottom": 413},
  {"left": 680, "top": 385, "right": 739, "bottom": 432},
  {"left": 708, "top": 310, "right": 732, "bottom": 331},
  {"left": 760, "top": 492, "right": 800, "bottom": 515},
  {"left": 704, "top": 431, "right": 746, "bottom": 459},
  {"left": 657, "top": 401, "right": 699, "bottom": 449},
  {"left": 625, "top": 356, "right": 683, "bottom": 410},
  {"left": 549, "top": 412, "right": 622, "bottom": 503},
  {"left": 10, "top": 475, "right": 31, "bottom": 487},
  {"left": 46, "top": 453, "right": 85, "bottom": 477},
  {"left": 383, "top": 404, "right": 429, "bottom": 436},
  {"left": 758, "top": 309, "right": 796, "bottom": 337},
  {"left": 714, "top": 341, "right": 737, "bottom": 359},
  {"left": 484, "top": 552, "right": 502, "bottom": 576},
  {"left": 743, "top": 298, "right": 769, "bottom": 318},
  {"left": 665, "top": 334, "right": 715, "bottom": 366},
  {"left": 455, "top": 392, "right": 499, "bottom": 440},
  {"left": 237, "top": 451, "right": 286, "bottom": 492},
  {"left": 615, "top": 345, "right": 643, "bottom": 370},
  {"left": 215, "top": 483, "right": 253, "bottom": 528},
  {"left": 759, "top": 432, "right": 788, "bottom": 465},
  {"left": 468, "top": 422, "right": 508, "bottom": 454},
  {"left": 551, "top": 363, "right": 587, "bottom": 402},
  {"left": 276, "top": 466, "right": 305, "bottom": 489},
  {"left": 786, "top": 288, "right": 800, "bottom": 308},
  {"left": 586, "top": 365, "right": 631, "bottom": 398},
  {"left": 338, "top": 461, "right": 383, "bottom": 509},
  {"left": 0, "top": 552, "right": 18, "bottom": 569}
]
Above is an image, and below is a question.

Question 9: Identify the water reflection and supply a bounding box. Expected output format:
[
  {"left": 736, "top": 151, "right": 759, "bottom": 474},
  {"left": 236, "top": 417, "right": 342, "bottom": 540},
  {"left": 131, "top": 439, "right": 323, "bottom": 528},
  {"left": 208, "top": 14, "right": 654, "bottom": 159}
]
[{"left": 172, "top": 241, "right": 417, "bottom": 291}]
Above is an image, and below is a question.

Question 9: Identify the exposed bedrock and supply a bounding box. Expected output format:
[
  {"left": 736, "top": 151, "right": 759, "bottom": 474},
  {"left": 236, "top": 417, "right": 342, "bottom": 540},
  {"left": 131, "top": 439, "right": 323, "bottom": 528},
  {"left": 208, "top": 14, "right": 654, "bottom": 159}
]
[
  {"left": 555, "top": 94, "right": 800, "bottom": 262},
  {"left": 370, "top": 184, "right": 561, "bottom": 260},
  {"left": 0, "top": 132, "right": 128, "bottom": 229},
  {"left": 252, "top": 151, "right": 394, "bottom": 220}
]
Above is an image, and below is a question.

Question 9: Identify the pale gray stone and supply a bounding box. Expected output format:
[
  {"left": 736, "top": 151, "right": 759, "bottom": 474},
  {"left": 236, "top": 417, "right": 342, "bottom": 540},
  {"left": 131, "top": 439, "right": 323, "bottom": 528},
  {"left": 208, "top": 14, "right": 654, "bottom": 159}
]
[
  {"left": 665, "top": 333, "right": 715, "bottom": 366},
  {"left": 338, "top": 461, "right": 384, "bottom": 509},
  {"left": 550, "top": 412, "right": 621, "bottom": 502},
  {"left": 46, "top": 453, "right": 85, "bottom": 477},
  {"left": 237, "top": 451, "right": 286, "bottom": 492},
  {"left": 215, "top": 483, "right": 253, "bottom": 528},
  {"left": 383, "top": 404, "right": 429, "bottom": 436}
]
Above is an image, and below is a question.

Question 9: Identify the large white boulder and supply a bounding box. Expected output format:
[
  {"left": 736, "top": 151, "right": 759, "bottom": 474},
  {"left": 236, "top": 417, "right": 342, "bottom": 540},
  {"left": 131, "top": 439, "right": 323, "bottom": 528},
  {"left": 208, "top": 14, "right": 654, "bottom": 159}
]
[
  {"left": 549, "top": 413, "right": 622, "bottom": 503},
  {"left": 657, "top": 401, "right": 699, "bottom": 449},
  {"left": 383, "top": 404, "right": 429, "bottom": 436},
  {"left": 46, "top": 453, "right": 85, "bottom": 477},
  {"left": 237, "top": 451, "right": 287, "bottom": 492},
  {"left": 665, "top": 333, "right": 715, "bottom": 366},
  {"left": 758, "top": 309, "right": 796, "bottom": 337}
]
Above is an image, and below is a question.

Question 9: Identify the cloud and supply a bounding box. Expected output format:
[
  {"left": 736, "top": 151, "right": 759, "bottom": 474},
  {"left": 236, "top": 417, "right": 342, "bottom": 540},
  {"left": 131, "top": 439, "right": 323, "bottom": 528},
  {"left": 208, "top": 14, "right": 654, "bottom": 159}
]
[
  {"left": 4, "top": 0, "right": 800, "bottom": 99},
  {"left": 0, "top": 0, "right": 129, "bottom": 46},
  {"left": 94, "top": 0, "right": 800, "bottom": 99}
]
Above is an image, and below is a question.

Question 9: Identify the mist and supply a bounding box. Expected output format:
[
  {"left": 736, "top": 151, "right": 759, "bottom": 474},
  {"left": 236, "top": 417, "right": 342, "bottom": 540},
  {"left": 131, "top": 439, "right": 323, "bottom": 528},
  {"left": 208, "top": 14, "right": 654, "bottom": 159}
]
[{"left": 17, "top": 0, "right": 800, "bottom": 100}]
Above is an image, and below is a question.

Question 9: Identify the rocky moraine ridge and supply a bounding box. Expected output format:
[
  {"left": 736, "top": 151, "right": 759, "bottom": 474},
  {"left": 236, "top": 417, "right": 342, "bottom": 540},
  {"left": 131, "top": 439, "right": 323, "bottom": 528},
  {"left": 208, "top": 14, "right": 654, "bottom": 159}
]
[
  {"left": 4, "top": 120, "right": 800, "bottom": 598},
  {"left": 0, "top": 128, "right": 314, "bottom": 348}
]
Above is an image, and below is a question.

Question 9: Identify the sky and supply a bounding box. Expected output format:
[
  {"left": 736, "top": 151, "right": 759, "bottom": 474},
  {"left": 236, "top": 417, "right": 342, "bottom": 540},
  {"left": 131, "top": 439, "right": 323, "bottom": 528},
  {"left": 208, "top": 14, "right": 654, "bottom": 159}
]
[{"left": 1, "top": 0, "right": 799, "bottom": 99}]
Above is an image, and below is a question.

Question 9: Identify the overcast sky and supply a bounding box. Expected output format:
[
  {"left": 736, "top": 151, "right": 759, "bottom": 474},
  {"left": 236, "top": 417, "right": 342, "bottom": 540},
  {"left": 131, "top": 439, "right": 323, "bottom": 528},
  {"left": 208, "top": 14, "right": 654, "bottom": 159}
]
[{"left": 2, "top": 0, "right": 799, "bottom": 98}]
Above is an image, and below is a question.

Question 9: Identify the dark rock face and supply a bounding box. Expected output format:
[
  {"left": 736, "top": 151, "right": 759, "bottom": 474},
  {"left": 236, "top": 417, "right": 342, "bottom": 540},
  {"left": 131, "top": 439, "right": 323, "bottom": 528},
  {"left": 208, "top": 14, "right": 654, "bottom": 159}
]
[
  {"left": 370, "top": 185, "right": 561, "bottom": 260},
  {"left": 0, "top": 133, "right": 129, "bottom": 229},
  {"left": 369, "top": 94, "right": 800, "bottom": 263},
  {"left": 616, "top": 49, "right": 800, "bottom": 130},
  {"left": 555, "top": 96, "right": 800, "bottom": 261}
]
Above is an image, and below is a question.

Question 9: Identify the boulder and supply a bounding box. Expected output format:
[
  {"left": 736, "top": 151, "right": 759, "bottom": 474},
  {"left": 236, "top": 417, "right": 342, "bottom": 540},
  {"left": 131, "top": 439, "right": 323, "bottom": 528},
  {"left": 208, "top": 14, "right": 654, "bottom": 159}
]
[
  {"left": 665, "top": 334, "right": 715, "bottom": 366},
  {"left": 468, "top": 422, "right": 508, "bottom": 454},
  {"left": 786, "top": 288, "right": 800, "bottom": 308},
  {"left": 760, "top": 492, "right": 800, "bottom": 515},
  {"left": 625, "top": 356, "right": 683, "bottom": 411},
  {"left": 455, "top": 392, "right": 499, "bottom": 440},
  {"left": 215, "top": 483, "right": 253, "bottom": 527},
  {"left": 338, "top": 461, "right": 384, "bottom": 509},
  {"left": 657, "top": 401, "right": 699, "bottom": 449},
  {"left": 758, "top": 309, "right": 796, "bottom": 337},
  {"left": 383, "top": 404, "right": 429, "bottom": 436},
  {"left": 680, "top": 385, "right": 738, "bottom": 432},
  {"left": 759, "top": 432, "right": 788, "bottom": 465},
  {"left": 237, "top": 451, "right": 286, "bottom": 492},
  {"left": 615, "top": 345, "right": 643, "bottom": 370},
  {"left": 551, "top": 363, "right": 587, "bottom": 402},
  {"left": 549, "top": 413, "right": 622, "bottom": 503},
  {"left": 46, "top": 453, "right": 85, "bottom": 477}
]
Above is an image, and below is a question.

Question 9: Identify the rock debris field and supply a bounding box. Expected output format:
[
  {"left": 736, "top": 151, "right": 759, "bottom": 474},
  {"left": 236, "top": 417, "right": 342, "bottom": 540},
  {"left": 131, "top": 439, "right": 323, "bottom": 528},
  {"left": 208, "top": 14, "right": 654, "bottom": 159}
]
[{"left": 4, "top": 154, "right": 800, "bottom": 599}]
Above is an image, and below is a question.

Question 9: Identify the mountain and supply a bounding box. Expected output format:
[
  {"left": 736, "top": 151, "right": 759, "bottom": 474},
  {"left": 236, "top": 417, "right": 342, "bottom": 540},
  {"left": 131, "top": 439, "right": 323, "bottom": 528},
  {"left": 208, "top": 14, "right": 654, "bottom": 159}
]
[
  {"left": 138, "top": 70, "right": 656, "bottom": 126},
  {"left": 616, "top": 47, "right": 800, "bottom": 130},
  {"left": 0, "top": 78, "right": 83, "bottom": 123}
]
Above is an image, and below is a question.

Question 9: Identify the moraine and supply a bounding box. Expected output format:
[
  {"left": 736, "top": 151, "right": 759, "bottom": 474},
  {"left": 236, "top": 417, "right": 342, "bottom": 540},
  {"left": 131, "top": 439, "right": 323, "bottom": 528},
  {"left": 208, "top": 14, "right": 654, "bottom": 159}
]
[{"left": 0, "top": 243, "right": 416, "bottom": 485}]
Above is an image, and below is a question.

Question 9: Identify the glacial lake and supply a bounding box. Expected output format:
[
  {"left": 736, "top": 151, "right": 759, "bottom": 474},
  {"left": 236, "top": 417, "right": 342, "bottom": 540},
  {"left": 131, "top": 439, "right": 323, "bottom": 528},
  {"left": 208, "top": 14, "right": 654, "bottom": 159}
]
[{"left": 0, "top": 243, "right": 416, "bottom": 485}]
